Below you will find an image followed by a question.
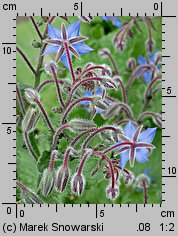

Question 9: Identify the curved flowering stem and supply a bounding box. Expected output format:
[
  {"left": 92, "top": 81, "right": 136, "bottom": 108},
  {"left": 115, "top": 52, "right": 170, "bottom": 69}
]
[
  {"left": 61, "top": 97, "right": 93, "bottom": 124},
  {"left": 66, "top": 76, "right": 116, "bottom": 106},
  {"left": 16, "top": 47, "right": 36, "bottom": 75},
  {"left": 117, "top": 102, "right": 134, "bottom": 119},
  {"left": 63, "top": 128, "right": 97, "bottom": 168},
  {"left": 141, "top": 75, "right": 161, "bottom": 113},
  {"left": 99, "top": 50, "right": 119, "bottom": 75},
  {"left": 52, "top": 123, "right": 70, "bottom": 150},
  {"left": 103, "top": 141, "right": 133, "bottom": 155},
  {"left": 127, "top": 65, "right": 151, "bottom": 88},
  {"left": 145, "top": 75, "right": 161, "bottom": 98},
  {"left": 49, "top": 64, "right": 65, "bottom": 108},
  {"left": 77, "top": 65, "right": 111, "bottom": 79},
  {"left": 81, "top": 126, "right": 121, "bottom": 150},
  {"left": 138, "top": 111, "right": 162, "bottom": 127},
  {"left": 36, "top": 79, "right": 64, "bottom": 92},
  {"left": 114, "top": 77, "right": 127, "bottom": 103},
  {"left": 95, "top": 152, "right": 116, "bottom": 189}
]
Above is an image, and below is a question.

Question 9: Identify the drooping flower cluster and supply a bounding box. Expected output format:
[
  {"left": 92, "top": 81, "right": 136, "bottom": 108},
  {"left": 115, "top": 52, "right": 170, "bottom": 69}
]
[{"left": 16, "top": 16, "right": 161, "bottom": 204}]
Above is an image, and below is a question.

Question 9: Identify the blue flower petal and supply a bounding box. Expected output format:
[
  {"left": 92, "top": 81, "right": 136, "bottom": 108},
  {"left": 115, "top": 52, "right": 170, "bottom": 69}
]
[
  {"left": 149, "top": 51, "right": 157, "bottom": 63},
  {"left": 124, "top": 121, "right": 136, "bottom": 140},
  {"left": 80, "top": 100, "right": 90, "bottom": 105},
  {"left": 144, "top": 169, "right": 150, "bottom": 176},
  {"left": 143, "top": 71, "right": 152, "bottom": 83},
  {"left": 72, "top": 42, "right": 93, "bottom": 55},
  {"left": 60, "top": 52, "right": 72, "bottom": 69},
  {"left": 138, "top": 55, "right": 147, "bottom": 65},
  {"left": 102, "top": 16, "right": 110, "bottom": 21},
  {"left": 138, "top": 128, "right": 157, "bottom": 144},
  {"left": 96, "top": 107, "right": 103, "bottom": 114},
  {"left": 95, "top": 87, "right": 102, "bottom": 95},
  {"left": 120, "top": 150, "right": 130, "bottom": 170},
  {"left": 84, "top": 90, "right": 92, "bottom": 96},
  {"left": 113, "top": 18, "right": 122, "bottom": 28},
  {"left": 42, "top": 45, "right": 59, "bottom": 56},
  {"left": 67, "top": 20, "right": 81, "bottom": 39},
  {"left": 135, "top": 148, "right": 149, "bottom": 163},
  {"left": 47, "top": 24, "right": 61, "bottom": 39}
]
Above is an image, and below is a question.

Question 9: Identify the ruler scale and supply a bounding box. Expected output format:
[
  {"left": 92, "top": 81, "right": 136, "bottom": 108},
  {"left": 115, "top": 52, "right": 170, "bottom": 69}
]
[{"left": 0, "top": 0, "right": 177, "bottom": 234}]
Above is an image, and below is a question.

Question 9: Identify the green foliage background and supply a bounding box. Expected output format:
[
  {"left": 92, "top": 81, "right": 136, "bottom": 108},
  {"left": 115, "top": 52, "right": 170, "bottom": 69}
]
[{"left": 16, "top": 16, "right": 162, "bottom": 204}]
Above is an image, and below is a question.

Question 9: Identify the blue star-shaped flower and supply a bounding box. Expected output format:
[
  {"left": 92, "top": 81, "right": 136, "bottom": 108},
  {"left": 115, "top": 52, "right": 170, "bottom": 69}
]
[
  {"left": 102, "top": 16, "right": 122, "bottom": 28},
  {"left": 115, "top": 121, "right": 156, "bottom": 170},
  {"left": 137, "top": 51, "right": 160, "bottom": 83},
  {"left": 43, "top": 20, "right": 93, "bottom": 69},
  {"left": 80, "top": 87, "right": 109, "bottom": 114}
]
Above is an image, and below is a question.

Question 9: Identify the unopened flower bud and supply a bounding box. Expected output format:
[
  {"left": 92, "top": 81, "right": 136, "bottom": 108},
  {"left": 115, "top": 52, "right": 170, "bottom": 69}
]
[
  {"left": 98, "top": 48, "right": 110, "bottom": 58},
  {"left": 135, "top": 173, "right": 151, "bottom": 189},
  {"left": 25, "top": 88, "right": 40, "bottom": 104},
  {"left": 41, "top": 168, "right": 55, "bottom": 196},
  {"left": 22, "top": 108, "right": 37, "bottom": 132},
  {"left": 116, "top": 40, "right": 126, "bottom": 51},
  {"left": 37, "top": 16, "right": 49, "bottom": 26},
  {"left": 32, "top": 40, "right": 41, "bottom": 48},
  {"left": 100, "top": 78, "right": 117, "bottom": 90},
  {"left": 55, "top": 166, "right": 70, "bottom": 192},
  {"left": 102, "top": 102, "right": 120, "bottom": 119},
  {"left": 122, "top": 170, "right": 135, "bottom": 186},
  {"left": 21, "top": 190, "right": 43, "bottom": 204},
  {"left": 71, "top": 173, "right": 85, "bottom": 196},
  {"left": 17, "top": 181, "right": 43, "bottom": 204},
  {"left": 69, "top": 119, "right": 96, "bottom": 132},
  {"left": 146, "top": 38, "right": 155, "bottom": 54},
  {"left": 155, "top": 52, "right": 162, "bottom": 65},
  {"left": 106, "top": 184, "right": 120, "bottom": 200},
  {"left": 127, "top": 57, "right": 136, "bottom": 70},
  {"left": 79, "top": 16, "right": 93, "bottom": 23},
  {"left": 153, "top": 115, "right": 162, "bottom": 128},
  {"left": 45, "top": 61, "right": 58, "bottom": 75},
  {"left": 92, "top": 96, "right": 109, "bottom": 110},
  {"left": 100, "top": 131, "right": 114, "bottom": 144},
  {"left": 101, "top": 64, "right": 112, "bottom": 76}
]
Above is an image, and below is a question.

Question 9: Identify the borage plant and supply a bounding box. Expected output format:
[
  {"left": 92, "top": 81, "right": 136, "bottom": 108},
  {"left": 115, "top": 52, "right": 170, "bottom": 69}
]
[{"left": 16, "top": 16, "right": 162, "bottom": 204}]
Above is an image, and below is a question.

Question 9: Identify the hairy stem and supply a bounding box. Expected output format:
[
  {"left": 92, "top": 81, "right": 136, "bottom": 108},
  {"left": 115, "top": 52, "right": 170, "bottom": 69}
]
[
  {"left": 82, "top": 126, "right": 119, "bottom": 150},
  {"left": 61, "top": 97, "right": 93, "bottom": 124},
  {"left": 103, "top": 141, "right": 133, "bottom": 154},
  {"left": 52, "top": 123, "right": 69, "bottom": 150},
  {"left": 16, "top": 84, "right": 25, "bottom": 115},
  {"left": 16, "top": 46, "right": 36, "bottom": 75},
  {"left": 127, "top": 65, "right": 150, "bottom": 88},
  {"left": 50, "top": 64, "right": 65, "bottom": 108},
  {"left": 142, "top": 179, "right": 148, "bottom": 204},
  {"left": 16, "top": 180, "right": 28, "bottom": 192},
  {"left": 63, "top": 128, "right": 98, "bottom": 168},
  {"left": 115, "top": 77, "right": 127, "bottom": 103},
  {"left": 66, "top": 76, "right": 111, "bottom": 106},
  {"left": 36, "top": 79, "right": 64, "bottom": 92},
  {"left": 34, "top": 98, "right": 54, "bottom": 133}
]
